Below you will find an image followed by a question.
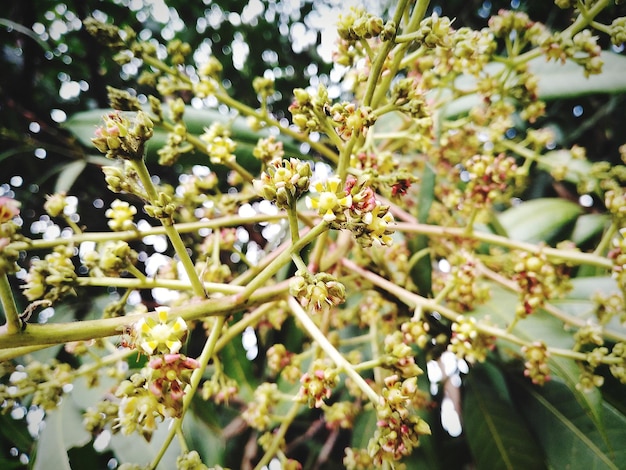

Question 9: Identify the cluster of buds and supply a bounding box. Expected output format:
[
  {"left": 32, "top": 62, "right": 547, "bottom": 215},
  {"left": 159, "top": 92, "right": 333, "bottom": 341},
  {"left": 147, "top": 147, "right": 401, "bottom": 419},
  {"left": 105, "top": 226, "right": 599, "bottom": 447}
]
[
  {"left": 488, "top": 9, "right": 546, "bottom": 46},
  {"left": 441, "top": 251, "right": 490, "bottom": 311},
  {"left": 610, "top": 17, "right": 626, "bottom": 46},
  {"left": 512, "top": 250, "right": 560, "bottom": 317},
  {"left": 414, "top": 13, "right": 453, "bottom": 48},
  {"left": 253, "top": 157, "right": 312, "bottom": 209},
  {"left": 22, "top": 245, "right": 77, "bottom": 302},
  {"left": 83, "top": 240, "right": 138, "bottom": 277},
  {"left": 448, "top": 316, "right": 495, "bottom": 364},
  {"left": 324, "top": 401, "right": 359, "bottom": 430},
  {"left": 605, "top": 189, "right": 626, "bottom": 224},
  {"left": 541, "top": 29, "right": 602, "bottom": 77},
  {"left": 43, "top": 193, "right": 69, "bottom": 218},
  {"left": 336, "top": 7, "right": 384, "bottom": 41},
  {"left": 253, "top": 135, "right": 285, "bottom": 165},
  {"left": 115, "top": 374, "right": 169, "bottom": 440},
  {"left": 447, "top": 27, "right": 497, "bottom": 76},
  {"left": 328, "top": 102, "right": 377, "bottom": 141},
  {"left": 252, "top": 76, "right": 275, "bottom": 102},
  {"left": 83, "top": 399, "right": 119, "bottom": 436},
  {"left": 201, "top": 372, "right": 239, "bottom": 405},
  {"left": 266, "top": 344, "right": 301, "bottom": 382},
  {"left": 176, "top": 451, "right": 209, "bottom": 470},
  {"left": 522, "top": 341, "right": 550, "bottom": 385},
  {"left": 382, "top": 331, "right": 424, "bottom": 379},
  {"left": 296, "top": 359, "right": 339, "bottom": 408},
  {"left": 105, "top": 199, "right": 137, "bottom": 231},
  {"left": 144, "top": 191, "right": 178, "bottom": 221},
  {"left": 390, "top": 78, "right": 432, "bottom": 121},
  {"left": 462, "top": 153, "right": 517, "bottom": 209},
  {"left": 288, "top": 85, "right": 329, "bottom": 134},
  {"left": 145, "top": 353, "right": 199, "bottom": 403},
  {"left": 609, "top": 343, "right": 626, "bottom": 384},
  {"left": 2, "top": 360, "right": 72, "bottom": 411},
  {"left": 401, "top": 318, "right": 431, "bottom": 349},
  {"left": 290, "top": 270, "right": 346, "bottom": 313},
  {"left": 92, "top": 111, "right": 154, "bottom": 160},
  {"left": 157, "top": 103, "right": 194, "bottom": 166},
  {"left": 608, "top": 228, "right": 626, "bottom": 294},
  {"left": 343, "top": 447, "right": 375, "bottom": 470},
  {"left": 241, "top": 382, "right": 279, "bottom": 430},
  {"left": 200, "top": 123, "right": 237, "bottom": 165},
  {"left": 368, "top": 375, "right": 430, "bottom": 465},
  {"left": 592, "top": 291, "right": 625, "bottom": 325},
  {"left": 0, "top": 197, "right": 21, "bottom": 274}
]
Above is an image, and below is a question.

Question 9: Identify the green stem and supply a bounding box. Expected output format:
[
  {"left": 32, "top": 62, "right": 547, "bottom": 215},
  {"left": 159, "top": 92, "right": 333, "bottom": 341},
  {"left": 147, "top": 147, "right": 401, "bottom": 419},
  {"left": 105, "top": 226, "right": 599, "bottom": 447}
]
[
  {"left": 287, "top": 296, "right": 380, "bottom": 405},
  {"left": 11, "top": 213, "right": 287, "bottom": 252},
  {"left": 0, "top": 281, "right": 290, "bottom": 354},
  {"left": 75, "top": 276, "right": 242, "bottom": 294},
  {"left": 394, "top": 221, "right": 612, "bottom": 269},
  {"left": 129, "top": 159, "right": 206, "bottom": 298},
  {"left": 0, "top": 272, "right": 21, "bottom": 334}
]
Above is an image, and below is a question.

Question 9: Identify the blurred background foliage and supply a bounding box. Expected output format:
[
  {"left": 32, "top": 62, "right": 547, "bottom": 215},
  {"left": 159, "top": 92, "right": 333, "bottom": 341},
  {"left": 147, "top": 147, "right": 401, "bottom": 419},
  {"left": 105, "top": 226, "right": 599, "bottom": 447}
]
[{"left": 1, "top": 0, "right": 626, "bottom": 468}]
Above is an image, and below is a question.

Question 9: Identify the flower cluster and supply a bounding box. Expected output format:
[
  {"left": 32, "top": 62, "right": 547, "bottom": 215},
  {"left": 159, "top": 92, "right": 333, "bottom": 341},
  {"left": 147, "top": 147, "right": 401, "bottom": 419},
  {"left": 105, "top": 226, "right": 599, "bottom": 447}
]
[
  {"left": 0, "top": 197, "right": 21, "bottom": 274},
  {"left": 22, "top": 245, "right": 77, "bottom": 302},
  {"left": 288, "top": 85, "right": 330, "bottom": 134},
  {"left": 368, "top": 375, "right": 430, "bottom": 466},
  {"left": 328, "top": 102, "right": 377, "bottom": 141},
  {"left": 200, "top": 123, "right": 237, "bottom": 165},
  {"left": 382, "top": 331, "right": 424, "bottom": 379},
  {"left": 242, "top": 382, "right": 279, "bottom": 430},
  {"left": 448, "top": 316, "right": 495, "bottom": 364},
  {"left": 266, "top": 344, "right": 301, "bottom": 382},
  {"left": 105, "top": 199, "right": 137, "bottom": 231},
  {"left": 462, "top": 153, "right": 518, "bottom": 209},
  {"left": 439, "top": 251, "right": 490, "bottom": 311},
  {"left": 253, "top": 157, "right": 312, "bottom": 209},
  {"left": 296, "top": 359, "right": 339, "bottom": 408},
  {"left": 522, "top": 341, "right": 551, "bottom": 385},
  {"left": 608, "top": 228, "right": 626, "bottom": 295},
  {"left": 92, "top": 110, "right": 154, "bottom": 160},
  {"left": 290, "top": 270, "right": 346, "bottom": 313},
  {"left": 336, "top": 7, "right": 384, "bottom": 41},
  {"left": 512, "top": 250, "right": 561, "bottom": 317}
]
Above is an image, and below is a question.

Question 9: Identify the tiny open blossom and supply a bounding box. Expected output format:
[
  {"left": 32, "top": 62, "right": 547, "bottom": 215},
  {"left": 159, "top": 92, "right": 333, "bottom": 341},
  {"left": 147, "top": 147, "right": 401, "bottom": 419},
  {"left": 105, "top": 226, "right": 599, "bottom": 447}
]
[
  {"left": 306, "top": 177, "right": 352, "bottom": 222},
  {"left": 134, "top": 307, "right": 188, "bottom": 355}
]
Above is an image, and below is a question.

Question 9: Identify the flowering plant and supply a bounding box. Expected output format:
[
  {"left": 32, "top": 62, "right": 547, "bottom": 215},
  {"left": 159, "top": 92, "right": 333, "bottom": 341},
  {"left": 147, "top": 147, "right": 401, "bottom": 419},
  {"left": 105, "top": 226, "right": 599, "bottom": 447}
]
[{"left": 1, "top": 1, "right": 626, "bottom": 469}]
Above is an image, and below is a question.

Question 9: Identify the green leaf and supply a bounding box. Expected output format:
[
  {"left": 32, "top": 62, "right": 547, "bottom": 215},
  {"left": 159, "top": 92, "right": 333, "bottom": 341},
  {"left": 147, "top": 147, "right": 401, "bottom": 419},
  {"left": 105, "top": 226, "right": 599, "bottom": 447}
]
[
  {"left": 497, "top": 198, "right": 582, "bottom": 245},
  {"left": 509, "top": 377, "right": 626, "bottom": 470},
  {"left": 409, "top": 163, "right": 436, "bottom": 296},
  {"left": 351, "top": 408, "right": 377, "bottom": 450},
  {"left": 54, "top": 160, "right": 87, "bottom": 194},
  {"left": 33, "top": 398, "right": 92, "bottom": 470},
  {"left": 183, "top": 410, "right": 225, "bottom": 466},
  {"left": 463, "top": 363, "right": 545, "bottom": 470},
  {"left": 528, "top": 51, "right": 626, "bottom": 100},
  {"left": 570, "top": 214, "right": 609, "bottom": 248},
  {"left": 221, "top": 338, "right": 257, "bottom": 403}
]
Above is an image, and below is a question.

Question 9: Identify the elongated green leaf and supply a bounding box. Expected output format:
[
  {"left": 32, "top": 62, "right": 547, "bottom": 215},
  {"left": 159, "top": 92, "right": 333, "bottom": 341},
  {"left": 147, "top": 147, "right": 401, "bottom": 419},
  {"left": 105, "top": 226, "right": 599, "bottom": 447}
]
[
  {"left": 463, "top": 363, "right": 545, "bottom": 470},
  {"left": 509, "top": 377, "right": 626, "bottom": 470},
  {"left": 351, "top": 408, "right": 377, "bottom": 450},
  {"left": 528, "top": 51, "right": 626, "bottom": 99},
  {"left": 34, "top": 398, "right": 91, "bottom": 470},
  {"left": 471, "top": 282, "right": 605, "bottom": 431},
  {"left": 497, "top": 198, "right": 582, "bottom": 245},
  {"left": 54, "top": 160, "right": 87, "bottom": 194},
  {"left": 535, "top": 150, "right": 593, "bottom": 187},
  {"left": 410, "top": 163, "right": 436, "bottom": 296},
  {"left": 221, "top": 338, "right": 257, "bottom": 403}
]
